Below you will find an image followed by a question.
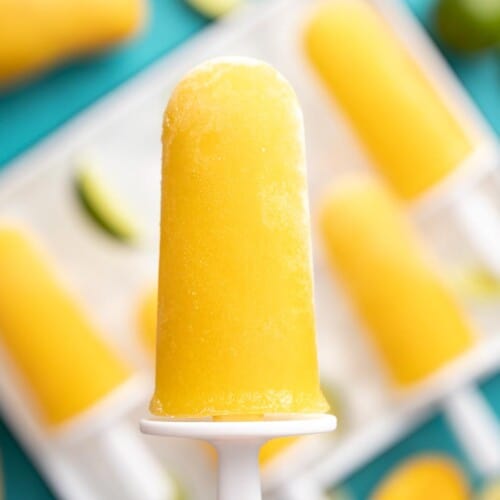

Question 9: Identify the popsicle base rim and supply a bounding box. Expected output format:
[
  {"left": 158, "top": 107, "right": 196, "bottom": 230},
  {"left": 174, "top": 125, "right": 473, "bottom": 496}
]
[{"left": 140, "top": 413, "right": 336, "bottom": 440}]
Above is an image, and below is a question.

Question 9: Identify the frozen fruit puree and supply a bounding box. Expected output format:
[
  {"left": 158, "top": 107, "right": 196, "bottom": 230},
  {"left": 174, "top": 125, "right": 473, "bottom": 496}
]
[{"left": 150, "top": 58, "right": 327, "bottom": 417}]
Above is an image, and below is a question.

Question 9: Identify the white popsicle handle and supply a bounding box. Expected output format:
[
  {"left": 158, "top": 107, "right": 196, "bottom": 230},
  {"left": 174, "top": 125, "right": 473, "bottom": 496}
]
[
  {"left": 444, "top": 385, "right": 500, "bottom": 478},
  {"left": 141, "top": 415, "right": 336, "bottom": 500},
  {"left": 96, "top": 421, "right": 173, "bottom": 500},
  {"left": 278, "top": 477, "right": 327, "bottom": 500},
  {"left": 213, "top": 439, "right": 264, "bottom": 500},
  {"left": 453, "top": 188, "right": 500, "bottom": 277}
]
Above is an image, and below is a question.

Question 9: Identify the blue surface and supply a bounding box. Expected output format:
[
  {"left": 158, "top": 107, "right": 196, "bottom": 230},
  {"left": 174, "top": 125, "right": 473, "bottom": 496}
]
[
  {"left": 0, "top": 0, "right": 500, "bottom": 498},
  {"left": 0, "top": 419, "right": 54, "bottom": 500}
]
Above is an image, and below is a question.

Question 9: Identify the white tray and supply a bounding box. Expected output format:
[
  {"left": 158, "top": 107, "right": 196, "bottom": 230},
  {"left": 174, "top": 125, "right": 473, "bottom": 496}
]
[{"left": 1, "top": 1, "right": 500, "bottom": 499}]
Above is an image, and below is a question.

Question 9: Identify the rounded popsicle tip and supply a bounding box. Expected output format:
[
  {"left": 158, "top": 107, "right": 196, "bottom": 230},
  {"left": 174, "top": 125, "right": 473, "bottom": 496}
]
[
  {"left": 171, "top": 56, "right": 297, "bottom": 88},
  {"left": 304, "top": 0, "right": 365, "bottom": 55},
  {"left": 162, "top": 57, "right": 304, "bottom": 163}
]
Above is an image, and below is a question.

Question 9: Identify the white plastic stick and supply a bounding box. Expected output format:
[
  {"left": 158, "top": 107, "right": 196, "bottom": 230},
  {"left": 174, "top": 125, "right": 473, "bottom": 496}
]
[
  {"left": 141, "top": 415, "right": 336, "bottom": 500},
  {"left": 214, "top": 440, "right": 264, "bottom": 500},
  {"left": 444, "top": 385, "right": 500, "bottom": 478},
  {"left": 96, "top": 421, "right": 173, "bottom": 500},
  {"left": 278, "top": 477, "right": 327, "bottom": 500},
  {"left": 453, "top": 188, "right": 500, "bottom": 277}
]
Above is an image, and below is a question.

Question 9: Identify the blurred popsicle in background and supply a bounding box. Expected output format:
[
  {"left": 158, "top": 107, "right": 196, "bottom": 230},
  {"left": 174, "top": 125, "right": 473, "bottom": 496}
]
[
  {"left": 319, "top": 175, "right": 500, "bottom": 478},
  {"left": 305, "top": 0, "right": 474, "bottom": 201},
  {"left": 319, "top": 176, "right": 474, "bottom": 386},
  {"left": 0, "top": 227, "right": 131, "bottom": 426},
  {"left": 304, "top": 0, "right": 500, "bottom": 277},
  {"left": 0, "top": 0, "right": 146, "bottom": 88},
  {"left": 0, "top": 227, "right": 172, "bottom": 500}
]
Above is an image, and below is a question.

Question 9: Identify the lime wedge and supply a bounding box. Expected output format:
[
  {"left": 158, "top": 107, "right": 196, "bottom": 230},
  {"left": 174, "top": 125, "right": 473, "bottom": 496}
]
[
  {"left": 185, "top": 0, "right": 242, "bottom": 19},
  {"left": 436, "top": 0, "right": 500, "bottom": 52},
  {"left": 75, "top": 161, "right": 139, "bottom": 244},
  {"left": 452, "top": 265, "right": 500, "bottom": 300}
]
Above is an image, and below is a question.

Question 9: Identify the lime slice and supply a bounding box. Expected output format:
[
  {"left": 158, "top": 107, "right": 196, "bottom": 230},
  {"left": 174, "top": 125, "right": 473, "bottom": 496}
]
[
  {"left": 75, "top": 161, "right": 139, "bottom": 243},
  {"left": 185, "top": 0, "right": 242, "bottom": 19},
  {"left": 171, "top": 474, "right": 188, "bottom": 500},
  {"left": 435, "top": 0, "right": 500, "bottom": 52},
  {"left": 452, "top": 265, "right": 500, "bottom": 300}
]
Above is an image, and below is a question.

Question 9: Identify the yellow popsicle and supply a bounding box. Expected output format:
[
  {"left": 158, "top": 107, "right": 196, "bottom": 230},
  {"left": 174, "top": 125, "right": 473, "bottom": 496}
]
[
  {"left": 319, "top": 176, "right": 474, "bottom": 385},
  {"left": 0, "top": 0, "right": 145, "bottom": 86},
  {"left": 371, "top": 456, "right": 469, "bottom": 500},
  {"left": 304, "top": 0, "right": 474, "bottom": 200},
  {"left": 150, "top": 58, "right": 327, "bottom": 417},
  {"left": 0, "top": 227, "right": 131, "bottom": 426}
]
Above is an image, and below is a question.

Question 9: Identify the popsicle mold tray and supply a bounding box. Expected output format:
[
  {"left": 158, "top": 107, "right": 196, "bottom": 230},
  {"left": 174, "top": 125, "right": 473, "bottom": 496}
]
[{"left": 1, "top": 1, "right": 500, "bottom": 499}]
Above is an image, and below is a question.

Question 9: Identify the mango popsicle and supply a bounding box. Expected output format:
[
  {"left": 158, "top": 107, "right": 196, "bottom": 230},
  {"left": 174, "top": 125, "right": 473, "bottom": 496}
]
[
  {"left": 150, "top": 58, "right": 327, "bottom": 417},
  {"left": 371, "top": 456, "right": 469, "bottom": 500},
  {"left": 304, "top": 0, "right": 474, "bottom": 200},
  {"left": 0, "top": 0, "right": 145, "bottom": 86},
  {"left": 319, "top": 176, "right": 474, "bottom": 385},
  {"left": 0, "top": 227, "right": 131, "bottom": 426}
]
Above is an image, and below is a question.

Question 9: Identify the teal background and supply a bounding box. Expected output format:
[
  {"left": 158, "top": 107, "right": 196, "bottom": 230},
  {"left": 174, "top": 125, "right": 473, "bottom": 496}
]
[{"left": 0, "top": 0, "right": 499, "bottom": 498}]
